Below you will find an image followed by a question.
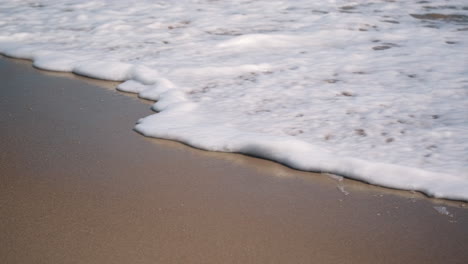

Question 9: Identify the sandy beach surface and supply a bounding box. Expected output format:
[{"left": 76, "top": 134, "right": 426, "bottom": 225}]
[{"left": 1, "top": 57, "right": 467, "bottom": 264}]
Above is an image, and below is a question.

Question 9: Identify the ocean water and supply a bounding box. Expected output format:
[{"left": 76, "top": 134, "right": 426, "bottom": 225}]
[{"left": 1, "top": 0, "right": 467, "bottom": 200}]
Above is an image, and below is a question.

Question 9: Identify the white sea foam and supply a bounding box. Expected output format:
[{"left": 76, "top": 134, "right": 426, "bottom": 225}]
[
  {"left": 433, "top": 206, "right": 454, "bottom": 217},
  {"left": 1, "top": 0, "right": 467, "bottom": 200}
]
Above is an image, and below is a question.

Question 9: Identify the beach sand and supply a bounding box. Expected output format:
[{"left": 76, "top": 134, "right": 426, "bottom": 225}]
[{"left": 1, "top": 57, "right": 467, "bottom": 263}]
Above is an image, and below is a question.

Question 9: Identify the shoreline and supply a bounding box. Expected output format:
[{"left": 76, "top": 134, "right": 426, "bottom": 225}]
[
  {"left": 6, "top": 55, "right": 468, "bottom": 204},
  {"left": 6, "top": 55, "right": 466, "bottom": 204},
  {"left": 3, "top": 51, "right": 466, "bottom": 202},
  {"left": 1, "top": 57, "right": 468, "bottom": 263}
]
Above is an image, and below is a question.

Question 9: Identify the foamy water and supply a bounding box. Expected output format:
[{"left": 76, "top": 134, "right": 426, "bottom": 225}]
[{"left": 1, "top": 0, "right": 467, "bottom": 200}]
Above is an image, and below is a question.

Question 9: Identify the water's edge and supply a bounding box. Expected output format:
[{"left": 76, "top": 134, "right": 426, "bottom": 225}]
[{"left": 2, "top": 52, "right": 467, "bottom": 202}]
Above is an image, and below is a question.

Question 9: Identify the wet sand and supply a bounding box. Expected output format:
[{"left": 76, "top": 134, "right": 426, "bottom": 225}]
[{"left": 1, "top": 57, "right": 467, "bottom": 263}]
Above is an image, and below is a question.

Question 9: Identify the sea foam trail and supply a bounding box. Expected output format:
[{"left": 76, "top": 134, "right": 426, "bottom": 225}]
[{"left": 1, "top": 0, "right": 467, "bottom": 200}]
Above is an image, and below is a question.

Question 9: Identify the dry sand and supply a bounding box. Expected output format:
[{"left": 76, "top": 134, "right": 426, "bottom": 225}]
[{"left": 1, "top": 57, "right": 468, "bottom": 263}]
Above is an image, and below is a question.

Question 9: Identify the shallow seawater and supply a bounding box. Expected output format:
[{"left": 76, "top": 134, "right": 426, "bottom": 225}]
[{"left": 0, "top": 0, "right": 467, "bottom": 200}]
